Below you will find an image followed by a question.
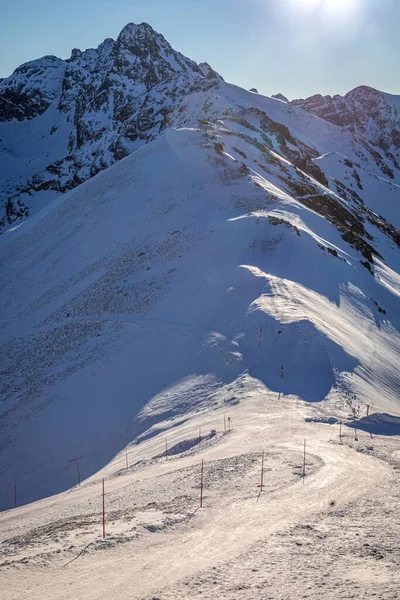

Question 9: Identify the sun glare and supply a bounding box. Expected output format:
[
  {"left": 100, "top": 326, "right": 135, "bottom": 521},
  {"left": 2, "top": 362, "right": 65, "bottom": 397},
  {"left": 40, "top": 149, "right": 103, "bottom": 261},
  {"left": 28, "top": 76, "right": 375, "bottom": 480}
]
[{"left": 290, "top": 0, "right": 360, "bottom": 17}]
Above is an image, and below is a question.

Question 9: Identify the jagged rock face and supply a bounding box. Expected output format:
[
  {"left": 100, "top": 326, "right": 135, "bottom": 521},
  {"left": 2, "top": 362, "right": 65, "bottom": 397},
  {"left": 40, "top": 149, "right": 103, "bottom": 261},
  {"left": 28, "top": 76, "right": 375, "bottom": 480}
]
[
  {"left": 292, "top": 86, "right": 400, "bottom": 153},
  {"left": 0, "top": 23, "right": 222, "bottom": 229},
  {"left": 0, "top": 56, "right": 66, "bottom": 122}
]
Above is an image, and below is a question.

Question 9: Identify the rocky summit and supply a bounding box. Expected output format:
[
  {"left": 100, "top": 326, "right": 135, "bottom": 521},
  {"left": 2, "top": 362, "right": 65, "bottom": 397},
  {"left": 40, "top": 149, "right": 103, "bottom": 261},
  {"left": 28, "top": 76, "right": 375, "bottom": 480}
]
[{"left": 0, "top": 23, "right": 222, "bottom": 229}]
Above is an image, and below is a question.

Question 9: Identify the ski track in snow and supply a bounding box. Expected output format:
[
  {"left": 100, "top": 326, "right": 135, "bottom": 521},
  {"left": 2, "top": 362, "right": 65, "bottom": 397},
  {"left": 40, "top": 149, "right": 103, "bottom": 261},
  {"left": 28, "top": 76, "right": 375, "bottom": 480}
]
[{"left": 0, "top": 392, "right": 399, "bottom": 599}]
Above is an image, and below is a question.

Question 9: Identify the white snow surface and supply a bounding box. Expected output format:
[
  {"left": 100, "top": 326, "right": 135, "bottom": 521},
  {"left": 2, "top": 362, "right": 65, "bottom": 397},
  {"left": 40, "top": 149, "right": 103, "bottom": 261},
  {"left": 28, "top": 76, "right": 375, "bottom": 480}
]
[
  {"left": 1, "top": 80, "right": 399, "bottom": 511},
  {"left": 0, "top": 72, "right": 400, "bottom": 599}
]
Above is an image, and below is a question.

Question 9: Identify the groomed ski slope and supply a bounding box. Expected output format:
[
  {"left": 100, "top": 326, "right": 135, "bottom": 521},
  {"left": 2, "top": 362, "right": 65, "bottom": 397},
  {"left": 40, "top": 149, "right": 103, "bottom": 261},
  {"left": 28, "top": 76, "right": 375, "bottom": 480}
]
[{"left": 1, "top": 388, "right": 399, "bottom": 599}]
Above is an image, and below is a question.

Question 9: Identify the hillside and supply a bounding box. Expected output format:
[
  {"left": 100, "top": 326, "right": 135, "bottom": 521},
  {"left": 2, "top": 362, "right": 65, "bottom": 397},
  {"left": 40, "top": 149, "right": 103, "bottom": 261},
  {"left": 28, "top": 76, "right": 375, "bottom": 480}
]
[
  {"left": 1, "top": 75, "right": 400, "bottom": 508},
  {"left": 0, "top": 23, "right": 399, "bottom": 600}
]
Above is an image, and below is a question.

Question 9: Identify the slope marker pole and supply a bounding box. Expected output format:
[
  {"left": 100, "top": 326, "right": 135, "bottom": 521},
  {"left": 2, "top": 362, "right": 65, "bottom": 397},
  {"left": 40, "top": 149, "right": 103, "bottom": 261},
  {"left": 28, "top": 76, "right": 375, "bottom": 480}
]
[
  {"left": 260, "top": 450, "right": 265, "bottom": 493},
  {"left": 200, "top": 459, "right": 204, "bottom": 508},
  {"left": 76, "top": 458, "right": 81, "bottom": 487},
  {"left": 303, "top": 439, "right": 306, "bottom": 484},
  {"left": 102, "top": 478, "right": 106, "bottom": 539}
]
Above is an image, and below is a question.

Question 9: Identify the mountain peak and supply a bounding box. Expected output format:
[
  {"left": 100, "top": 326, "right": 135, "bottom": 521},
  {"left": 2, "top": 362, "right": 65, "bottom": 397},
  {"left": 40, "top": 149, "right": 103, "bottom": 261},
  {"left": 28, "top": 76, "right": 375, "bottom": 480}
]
[{"left": 117, "top": 22, "right": 158, "bottom": 45}]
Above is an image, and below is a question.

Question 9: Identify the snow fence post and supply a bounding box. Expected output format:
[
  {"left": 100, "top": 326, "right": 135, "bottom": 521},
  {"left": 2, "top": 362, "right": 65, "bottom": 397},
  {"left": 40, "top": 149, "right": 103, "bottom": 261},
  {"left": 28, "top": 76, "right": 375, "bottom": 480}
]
[
  {"left": 200, "top": 459, "right": 204, "bottom": 508},
  {"left": 76, "top": 458, "right": 81, "bottom": 487},
  {"left": 102, "top": 478, "right": 106, "bottom": 539},
  {"left": 260, "top": 450, "right": 265, "bottom": 492}
]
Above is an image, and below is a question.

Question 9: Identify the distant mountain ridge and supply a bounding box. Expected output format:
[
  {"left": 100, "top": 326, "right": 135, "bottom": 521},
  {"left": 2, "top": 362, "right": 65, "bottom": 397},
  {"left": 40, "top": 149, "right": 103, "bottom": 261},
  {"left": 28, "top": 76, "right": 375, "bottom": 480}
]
[
  {"left": 292, "top": 86, "right": 400, "bottom": 166},
  {"left": 0, "top": 23, "right": 399, "bottom": 235}
]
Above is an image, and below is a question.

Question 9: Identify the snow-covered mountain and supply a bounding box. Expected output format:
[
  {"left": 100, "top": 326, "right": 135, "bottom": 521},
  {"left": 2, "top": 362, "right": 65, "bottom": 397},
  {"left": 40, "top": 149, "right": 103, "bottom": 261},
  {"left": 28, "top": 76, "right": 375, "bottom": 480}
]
[
  {"left": 292, "top": 86, "right": 400, "bottom": 172},
  {"left": 0, "top": 23, "right": 222, "bottom": 229},
  {"left": 0, "top": 24, "right": 399, "bottom": 516}
]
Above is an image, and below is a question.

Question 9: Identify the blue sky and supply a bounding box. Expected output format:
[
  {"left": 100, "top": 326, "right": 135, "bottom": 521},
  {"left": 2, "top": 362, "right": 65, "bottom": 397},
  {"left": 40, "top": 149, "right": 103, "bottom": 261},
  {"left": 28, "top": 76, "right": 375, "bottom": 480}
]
[{"left": 1, "top": 0, "right": 399, "bottom": 99}]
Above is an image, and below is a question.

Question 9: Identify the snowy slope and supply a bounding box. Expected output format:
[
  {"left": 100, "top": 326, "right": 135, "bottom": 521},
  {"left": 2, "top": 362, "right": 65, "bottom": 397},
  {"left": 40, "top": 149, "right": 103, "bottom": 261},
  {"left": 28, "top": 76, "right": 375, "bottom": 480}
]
[{"left": 1, "top": 78, "right": 400, "bottom": 512}]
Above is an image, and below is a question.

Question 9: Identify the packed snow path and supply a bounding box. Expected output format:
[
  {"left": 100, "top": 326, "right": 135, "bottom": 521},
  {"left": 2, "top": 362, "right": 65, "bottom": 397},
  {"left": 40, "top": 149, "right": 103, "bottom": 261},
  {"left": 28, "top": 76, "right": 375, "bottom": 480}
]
[{"left": 1, "top": 388, "right": 399, "bottom": 599}]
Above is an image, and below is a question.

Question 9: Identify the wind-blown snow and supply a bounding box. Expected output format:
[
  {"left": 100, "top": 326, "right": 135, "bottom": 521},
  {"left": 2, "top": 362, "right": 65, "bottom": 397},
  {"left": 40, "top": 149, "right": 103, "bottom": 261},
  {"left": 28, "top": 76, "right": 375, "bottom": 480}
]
[{"left": 0, "top": 94, "right": 399, "bottom": 510}]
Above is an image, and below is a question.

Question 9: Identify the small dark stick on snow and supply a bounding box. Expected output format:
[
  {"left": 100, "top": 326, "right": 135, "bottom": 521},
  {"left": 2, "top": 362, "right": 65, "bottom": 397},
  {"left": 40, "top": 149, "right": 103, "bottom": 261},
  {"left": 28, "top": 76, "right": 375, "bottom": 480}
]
[
  {"left": 303, "top": 439, "right": 306, "bottom": 484},
  {"left": 228, "top": 417, "right": 231, "bottom": 432},
  {"left": 200, "top": 459, "right": 204, "bottom": 508},
  {"left": 367, "top": 405, "right": 370, "bottom": 417},
  {"left": 260, "top": 450, "right": 265, "bottom": 492},
  {"left": 76, "top": 458, "right": 81, "bottom": 487}
]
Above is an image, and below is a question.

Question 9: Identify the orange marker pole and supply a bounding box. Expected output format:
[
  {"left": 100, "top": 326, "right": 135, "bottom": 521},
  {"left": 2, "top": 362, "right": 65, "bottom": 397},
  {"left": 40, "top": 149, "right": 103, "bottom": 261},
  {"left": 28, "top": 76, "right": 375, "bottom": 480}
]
[
  {"left": 260, "top": 450, "right": 264, "bottom": 492},
  {"left": 102, "top": 478, "right": 106, "bottom": 539},
  {"left": 200, "top": 459, "right": 204, "bottom": 508}
]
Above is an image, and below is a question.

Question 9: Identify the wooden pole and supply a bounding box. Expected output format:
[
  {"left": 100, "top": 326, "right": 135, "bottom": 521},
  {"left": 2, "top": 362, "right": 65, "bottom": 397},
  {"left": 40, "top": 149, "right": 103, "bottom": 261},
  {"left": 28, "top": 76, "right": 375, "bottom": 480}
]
[
  {"left": 14, "top": 480, "right": 17, "bottom": 508},
  {"left": 200, "top": 459, "right": 204, "bottom": 508},
  {"left": 260, "top": 450, "right": 264, "bottom": 492},
  {"left": 125, "top": 447, "right": 129, "bottom": 470},
  {"left": 76, "top": 458, "right": 81, "bottom": 487},
  {"left": 367, "top": 405, "right": 370, "bottom": 417},
  {"left": 102, "top": 478, "right": 106, "bottom": 539},
  {"left": 228, "top": 417, "right": 231, "bottom": 432},
  {"left": 303, "top": 439, "right": 306, "bottom": 484}
]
